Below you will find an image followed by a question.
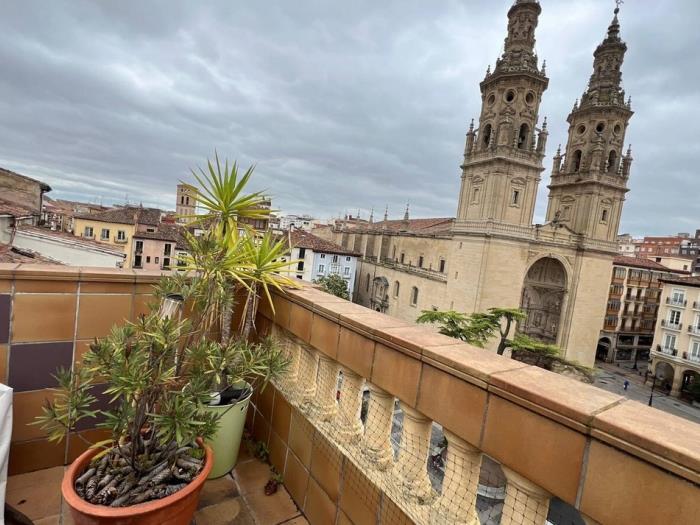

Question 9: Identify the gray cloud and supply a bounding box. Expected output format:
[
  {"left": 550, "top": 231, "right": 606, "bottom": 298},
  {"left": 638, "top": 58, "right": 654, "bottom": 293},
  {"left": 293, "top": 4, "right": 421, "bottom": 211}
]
[{"left": 0, "top": 0, "right": 697, "bottom": 235}]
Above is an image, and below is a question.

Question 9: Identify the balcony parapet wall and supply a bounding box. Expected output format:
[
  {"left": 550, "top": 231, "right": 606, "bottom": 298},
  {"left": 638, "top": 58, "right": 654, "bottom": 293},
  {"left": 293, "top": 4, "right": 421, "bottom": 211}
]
[{"left": 251, "top": 283, "right": 700, "bottom": 525}]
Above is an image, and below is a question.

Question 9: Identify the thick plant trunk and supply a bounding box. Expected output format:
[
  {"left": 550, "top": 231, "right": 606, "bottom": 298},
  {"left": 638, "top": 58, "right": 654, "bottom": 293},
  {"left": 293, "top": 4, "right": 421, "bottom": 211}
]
[{"left": 241, "top": 284, "right": 258, "bottom": 341}]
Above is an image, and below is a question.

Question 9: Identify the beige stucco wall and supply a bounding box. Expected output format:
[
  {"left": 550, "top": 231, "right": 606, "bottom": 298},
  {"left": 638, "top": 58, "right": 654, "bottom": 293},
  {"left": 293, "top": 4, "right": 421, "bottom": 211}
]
[
  {"left": 73, "top": 219, "right": 136, "bottom": 267},
  {"left": 353, "top": 231, "right": 614, "bottom": 367}
]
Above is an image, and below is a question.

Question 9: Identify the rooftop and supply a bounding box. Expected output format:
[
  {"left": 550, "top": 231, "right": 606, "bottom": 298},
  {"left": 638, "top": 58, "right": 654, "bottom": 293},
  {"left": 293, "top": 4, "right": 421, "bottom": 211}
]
[
  {"left": 0, "top": 198, "right": 37, "bottom": 218},
  {"left": 356, "top": 217, "right": 454, "bottom": 235},
  {"left": 613, "top": 255, "right": 678, "bottom": 272},
  {"left": 74, "top": 205, "right": 162, "bottom": 226},
  {"left": 288, "top": 228, "right": 360, "bottom": 256},
  {"left": 659, "top": 275, "right": 700, "bottom": 288},
  {"left": 134, "top": 224, "right": 188, "bottom": 249},
  {"left": 15, "top": 225, "right": 126, "bottom": 255},
  {"left": 0, "top": 245, "right": 63, "bottom": 264}
]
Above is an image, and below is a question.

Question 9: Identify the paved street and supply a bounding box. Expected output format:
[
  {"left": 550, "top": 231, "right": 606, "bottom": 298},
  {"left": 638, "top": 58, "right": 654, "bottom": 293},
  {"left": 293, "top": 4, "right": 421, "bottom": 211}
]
[{"left": 593, "top": 361, "right": 700, "bottom": 424}]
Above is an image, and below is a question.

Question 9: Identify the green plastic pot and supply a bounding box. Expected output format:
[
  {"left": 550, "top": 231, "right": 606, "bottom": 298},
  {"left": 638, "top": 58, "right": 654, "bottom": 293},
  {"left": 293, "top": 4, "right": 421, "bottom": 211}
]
[{"left": 203, "top": 385, "right": 252, "bottom": 479}]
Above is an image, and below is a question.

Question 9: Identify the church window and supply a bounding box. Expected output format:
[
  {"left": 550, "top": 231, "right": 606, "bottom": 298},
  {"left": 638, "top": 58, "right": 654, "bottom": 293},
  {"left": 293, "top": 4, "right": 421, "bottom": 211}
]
[
  {"left": 613, "top": 123, "right": 622, "bottom": 134},
  {"left": 607, "top": 150, "right": 617, "bottom": 173},
  {"left": 518, "top": 124, "right": 529, "bottom": 149},
  {"left": 482, "top": 124, "right": 492, "bottom": 147},
  {"left": 410, "top": 286, "right": 419, "bottom": 306},
  {"left": 487, "top": 93, "right": 496, "bottom": 105},
  {"left": 601, "top": 209, "right": 609, "bottom": 223},
  {"left": 418, "top": 255, "right": 424, "bottom": 268},
  {"left": 572, "top": 150, "right": 582, "bottom": 172},
  {"left": 505, "top": 90, "right": 515, "bottom": 103},
  {"left": 439, "top": 258, "right": 446, "bottom": 273},
  {"left": 400, "top": 252, "right": 405, "bottom": 264},
  {"left": 393, "top": 281, "right": 400, "bottom": 297},
  {"left": 596, "top": 122, "right": 605, "bottom": 133},
  {"left": 577, "top": 124, "right": 586, "bottom": 135},
  {"left": 511, "top": 189, "right": 521, "bottom": 206},
  {"left": 525, "top": 91, "right": 535, "bottom": 105}
]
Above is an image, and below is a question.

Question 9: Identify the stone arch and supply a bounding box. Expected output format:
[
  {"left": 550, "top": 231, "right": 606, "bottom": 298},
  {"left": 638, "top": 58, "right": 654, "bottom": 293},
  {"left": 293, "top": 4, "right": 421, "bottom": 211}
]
[
  {"left": 518, "top": 123, "right": 530, "bottom": 149},
  {"left": 572, "top": 149, "right": 582, "bottom": 172},
  {"left": 607, "top": 149, "right": 618, "bottom": 173},
  {"left": 652, "top": 361, "right": 675, "bottom": 392},
  {"left": 681, "top": 369, "right": 700, "bottom": 397},
  {"left": 519, "top": 257, "right": 568, "bottom": 345},
  {"left": 481, "top": 123, "right": 493, "bottom": 148},
  {"left": 597, "top": 336, "right": 612, "bottom": 361}
]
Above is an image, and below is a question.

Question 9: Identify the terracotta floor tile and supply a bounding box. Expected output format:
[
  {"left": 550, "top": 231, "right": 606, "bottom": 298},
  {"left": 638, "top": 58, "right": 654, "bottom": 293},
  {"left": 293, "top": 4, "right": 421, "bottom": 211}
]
[
  {"left": 234, "top": 458, "right": 273, "bottom": 496},
  {"left": 244, "top": 487, "right": 299, "bottom": 525},
  {"left": 193, "top": 498, "right": 242, "bottom": 525},
  {"left": 281, "top": 516, "right": 310, "bottom": 524},
  {"left": 34, "top": 516, "right": 61, "bottom": 525},
  {"left": 198, "top": 474, "right": 240, "bottom": 509},
  {"left": 6, "top": 466, "right": 63, "bottom": 521}
]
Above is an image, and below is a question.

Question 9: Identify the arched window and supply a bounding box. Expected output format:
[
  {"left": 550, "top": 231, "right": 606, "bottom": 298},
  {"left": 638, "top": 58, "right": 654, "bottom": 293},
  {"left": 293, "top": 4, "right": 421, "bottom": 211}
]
[
  {"left": 607, "top": 150, "right": 617, "bottom": 173},
  {"left": 482, "top": 124, "right": 492, "bottom": 148},
  {"left": 393, "top": 281, "right": 400, "bottom": 297},
  {"left": 572, "top": 150, "right": 582, "bottom": 172},
  {"left": 518, "top": 123, "right": 529, "bottom": 149},
  {"left": 366, "top": 273, "right": 370, "bottom": 292},
  {"left": 410, "top": 286, "right": 419, "bottom": 306}
]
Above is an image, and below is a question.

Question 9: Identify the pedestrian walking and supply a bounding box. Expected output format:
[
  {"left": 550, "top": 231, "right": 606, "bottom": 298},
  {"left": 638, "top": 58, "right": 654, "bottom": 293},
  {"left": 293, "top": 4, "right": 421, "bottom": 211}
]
[{"left": 623, "top": 379, "right": 630, "bottom": 391}]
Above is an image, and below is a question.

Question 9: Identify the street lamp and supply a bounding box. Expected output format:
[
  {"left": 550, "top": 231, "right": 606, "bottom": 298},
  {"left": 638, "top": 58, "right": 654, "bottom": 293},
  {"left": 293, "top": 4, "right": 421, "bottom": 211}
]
[{"left": 648, "top": 371, "right": 665, "bottom": 407}]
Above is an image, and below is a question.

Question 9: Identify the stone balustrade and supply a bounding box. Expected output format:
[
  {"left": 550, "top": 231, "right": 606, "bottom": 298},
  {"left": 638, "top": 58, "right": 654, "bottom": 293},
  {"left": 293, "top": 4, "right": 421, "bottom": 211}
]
[
  {"left": 254, "top": 283, "right": 700, "bottom": 525},
  {"left": 1, "top": 264, "right": 698, "bottom": 524}
]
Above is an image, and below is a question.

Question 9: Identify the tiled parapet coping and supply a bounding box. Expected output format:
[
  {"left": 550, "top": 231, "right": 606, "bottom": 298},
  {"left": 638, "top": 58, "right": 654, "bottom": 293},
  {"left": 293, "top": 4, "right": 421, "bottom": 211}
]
[
  {"left": 251, "top": 283, "right": 700, "bottom": 525},
  {"left": 0, "top": 263, "right": 165, "bottom": 475}
]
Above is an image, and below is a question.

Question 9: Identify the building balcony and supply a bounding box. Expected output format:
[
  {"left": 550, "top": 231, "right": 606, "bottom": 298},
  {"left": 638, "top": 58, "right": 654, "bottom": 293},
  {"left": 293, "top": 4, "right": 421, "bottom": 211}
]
[
  {"left": 1, "top": 264, "right": 698, "bottom": 525},
  {"left": 655, "top": 344, "right": 678, "bottom": 357},
  {"left": 661, "top": 319, "right": 682, "bottom": 331},
  {"left": 687, "top": 325, "right": 700, "bottom": 335},
  {"left": 693, "top": 301, "right": 700, "bottom": 310},
  {"left": 666, "top": 297, "right": 687, "bottom": 307},
  {"left": 114, "top": 237, "right": 128, "bottom": 244}
]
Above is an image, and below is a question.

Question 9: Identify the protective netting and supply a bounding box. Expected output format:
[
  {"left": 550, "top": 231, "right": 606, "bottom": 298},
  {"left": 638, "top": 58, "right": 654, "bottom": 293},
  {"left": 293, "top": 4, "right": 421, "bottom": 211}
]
[{"left": 269, "top": 328, "right": 588, "bottom": 525}]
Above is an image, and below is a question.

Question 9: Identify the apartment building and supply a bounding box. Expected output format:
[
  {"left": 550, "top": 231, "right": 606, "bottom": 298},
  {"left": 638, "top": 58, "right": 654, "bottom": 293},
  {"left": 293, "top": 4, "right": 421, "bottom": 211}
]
[
  {"left": 73, "top": 206, "right": 162, "bottom": 268},
  {"left": 650, "top": 275, "right": 700, "bottom": 398},
  {"left": 637, "top": 234, "right": 690, "bottom": 256},
  {"left": 287, "top": 229, "right": 359, "bottom": 300},
  {"left": 132, "top": 225, "right": 187, "bottom": 270},
  {"left": 597, "top": 257, "right": 688, "bottom": 364},
  {"left": 678, "top": 228, "right": 700, "bottom": 274}
]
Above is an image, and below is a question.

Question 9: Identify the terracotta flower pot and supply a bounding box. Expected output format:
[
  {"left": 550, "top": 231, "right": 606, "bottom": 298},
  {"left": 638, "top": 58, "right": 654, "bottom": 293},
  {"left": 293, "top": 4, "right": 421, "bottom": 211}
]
[{"left": 62, "top": 439, "right": 213, "bottom": 525}]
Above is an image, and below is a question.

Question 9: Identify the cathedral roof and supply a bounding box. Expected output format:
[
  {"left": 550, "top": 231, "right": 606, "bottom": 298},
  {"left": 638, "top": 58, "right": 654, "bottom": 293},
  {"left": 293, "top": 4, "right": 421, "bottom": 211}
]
[{"left": 362, "top": 217, "right": 454, "bottom": 235}]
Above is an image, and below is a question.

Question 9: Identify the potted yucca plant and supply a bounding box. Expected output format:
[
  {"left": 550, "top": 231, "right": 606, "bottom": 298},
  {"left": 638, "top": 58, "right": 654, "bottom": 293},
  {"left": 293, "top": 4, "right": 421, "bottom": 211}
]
[{"left": 34, "top": 156, "right": 297, "bottom": 522}]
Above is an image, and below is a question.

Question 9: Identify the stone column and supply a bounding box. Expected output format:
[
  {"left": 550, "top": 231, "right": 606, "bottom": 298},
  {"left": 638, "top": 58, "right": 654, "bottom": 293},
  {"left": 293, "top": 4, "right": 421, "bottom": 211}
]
[
  {"left": 431, "top": 430, "right": 482, "bottom": 524},
  {"left": 670, "top": 366, "right": 683, "bottom": 397},
  {"left": 298, "top": 346, "right": 319, "bottom": 408},
  {"left": 313, "top": 354, "right": 339, "bottom": 421},
  {"left": 394, "top": 404, "right": 433, "bottom": 502},
  {"left": 501, "top": 467, "right": 550, "bottom": 525},
  {"left": 335, "top": 368, "right": 364, "bottom": 444},
  {"left": 362, "top": 382, "right": 395, "bottom": 470}
]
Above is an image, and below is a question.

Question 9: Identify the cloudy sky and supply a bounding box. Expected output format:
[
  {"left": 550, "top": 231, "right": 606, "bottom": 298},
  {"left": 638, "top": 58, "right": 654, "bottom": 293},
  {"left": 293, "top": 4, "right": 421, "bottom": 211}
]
[{"left": 0, "top": 0, "right": 697, "bottom": 235}]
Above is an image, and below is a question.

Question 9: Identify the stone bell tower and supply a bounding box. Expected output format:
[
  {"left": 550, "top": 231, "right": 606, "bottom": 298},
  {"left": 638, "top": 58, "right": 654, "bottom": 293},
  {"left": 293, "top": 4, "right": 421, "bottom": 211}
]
[
  {"left": 457, "top": 0, "right": 549, "bottom": 227},
  {"left": 545, "top": 6, "right": 633, "bottom": 243}
]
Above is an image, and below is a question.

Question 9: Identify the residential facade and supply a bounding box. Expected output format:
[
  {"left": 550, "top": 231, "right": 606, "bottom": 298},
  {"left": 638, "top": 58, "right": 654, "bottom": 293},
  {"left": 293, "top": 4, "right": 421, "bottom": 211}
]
[
  {"left": 637, "top": 234, "right": 690, "bottom": 257},
  {"left": 0, "top": 167, "right": 51, "bottom": 243},
  {"left": 617, "top": 233, "right": 642, "bottom": 257},
  {"left": 277, "top": 214, "right": 321, "bottom": 232},
  {"left": 287, "top": 229, "right": 359, "bottom": 299},
  {"left": 42, "top": 197, "right": 109, "bottom": 233},
  {"left": 597, "top": 257, "right": 688, "bottom": 364},
  {"left": 133, "top": 226, "right": 187, "bottom": 270},
  {"left": 73, "top": 206, "right": 162, "bottom": 268},
  {"left": 650, "top": 276, "right": 700, "bottom": 398},
  {"left": 318, "top": 3, "right": 634, "bottom": 367},
  {"left": 678, "top": 229, "right": 700, "bottom": 274}
]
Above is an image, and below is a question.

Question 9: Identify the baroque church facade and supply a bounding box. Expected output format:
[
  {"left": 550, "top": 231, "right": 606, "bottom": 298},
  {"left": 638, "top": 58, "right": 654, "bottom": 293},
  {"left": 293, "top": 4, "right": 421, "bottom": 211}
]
[{"left": 317, "top": 0, "right": 633, "bottom": 367}]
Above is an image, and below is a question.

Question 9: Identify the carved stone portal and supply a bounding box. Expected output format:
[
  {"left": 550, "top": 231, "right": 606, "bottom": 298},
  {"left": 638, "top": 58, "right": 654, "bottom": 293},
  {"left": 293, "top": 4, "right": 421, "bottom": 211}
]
[{"left": 519, "top": 257, "right": 567, "bottom": 344}]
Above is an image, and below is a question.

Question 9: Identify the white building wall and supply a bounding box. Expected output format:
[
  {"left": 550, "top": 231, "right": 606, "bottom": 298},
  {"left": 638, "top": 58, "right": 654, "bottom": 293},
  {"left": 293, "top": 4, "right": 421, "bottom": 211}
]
[
  {"left": 12, "top": 231, "right": 125, "bottom": 267},
  {"left": 290, "top": 246, "right": 357, "bottom": 300}
]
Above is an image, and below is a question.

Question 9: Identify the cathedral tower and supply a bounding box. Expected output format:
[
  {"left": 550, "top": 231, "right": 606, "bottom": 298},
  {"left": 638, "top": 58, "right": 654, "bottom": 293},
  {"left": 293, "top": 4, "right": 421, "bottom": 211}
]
[
  {"left": 457, "top": 0, "right": 549, "bottom": 227},
  {"left": 545, "top": 6, "right": 633, "bottom": 243}
]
